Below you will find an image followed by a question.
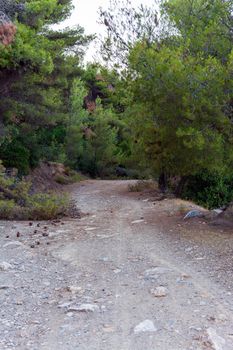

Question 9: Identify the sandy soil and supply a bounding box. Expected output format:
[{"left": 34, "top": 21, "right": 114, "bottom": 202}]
[{"left": 0, "top": 180, "right": 233, "bottom": 350}]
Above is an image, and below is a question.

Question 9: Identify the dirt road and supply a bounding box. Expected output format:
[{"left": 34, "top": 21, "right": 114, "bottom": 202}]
[{"left": 0, "top": 180, "right": 233, "bottom": 349}]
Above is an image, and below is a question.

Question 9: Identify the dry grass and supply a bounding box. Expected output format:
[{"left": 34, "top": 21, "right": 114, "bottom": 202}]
[{"left": 128, "top": 180, "right": 157, "bottom": 192}]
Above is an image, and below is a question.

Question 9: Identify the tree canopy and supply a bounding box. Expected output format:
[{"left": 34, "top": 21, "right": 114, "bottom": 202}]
[{"left": 0, "top": 0, "right": 233, "bottom": 208}]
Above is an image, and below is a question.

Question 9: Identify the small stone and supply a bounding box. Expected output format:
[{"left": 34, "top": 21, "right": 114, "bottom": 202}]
[
  {"left": 16, "top": 232, "right": 20, "bottom": 238},
  {"left": 48, "top": 232, "right": 59, "bottom": 238},
  {"left": 43, "top": 281, "right": 51, "bottom": 287},
  {"left": 181, "top": 273, "right": 191, "bottom": 279},
  {"left": 67, "top": 286, "right": 82, "bottom": 294},
  {"left": 103, "top": 325, "right": 115, "bottom": 333},
  {"left": 3, "top": 241, "right": 24, "bottom": 248},
  {"left": 68, "top": 304, "right": 99, "bottom": 312},
  {"left": 134, "top": 320, "right": 157, "bottom": 333},
  {"left": 145, "top": 267, "right": 171, "bottom": 275},
  {"left": 0, "top": 285, "right": 11, "bottom": 289},
  {"left": 85, "top": 227, "right": 98, "bottom": 231},
  {"left": 0, "top": 262, "right": 13, "bottom": 271},
  {"left": 185, "top": 247, "right": 193, "bottom": 252},
  {"left": 100, "top": 257, "right": 109, "bottom": 262},
  {"left": 58, "top": 302, "right": 73, "bottom": 309},
  {"left": 131, "top": 220, "right": 144, "bottom": 224},
  {"left": 150, "top": 286, "right": 168, "bottom": 297},
  {"left": 207, "top": 328, "right": 225, "bottom": 350}
]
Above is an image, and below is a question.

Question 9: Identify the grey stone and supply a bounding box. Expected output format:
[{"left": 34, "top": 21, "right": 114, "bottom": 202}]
[
  {"left": 213, "top": 209, "right": 223, "bottom": 215},
  {"left": 184, "top": 210, "right": 204, "bottom": 219},
  {"left": 58, "top": 302, "right": 73, "bottom": 309},
  {"left": 68, "top": 304, "right": 99, "bottom": 312},
  {"left": 145, "top": 267, "right": 171, "bottom": 275},
  {"left": 207, "top": 328, "right": 225, "bottom": 350}
]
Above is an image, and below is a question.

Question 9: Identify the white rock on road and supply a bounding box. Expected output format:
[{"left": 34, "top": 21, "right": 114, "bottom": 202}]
[
  {"left": 150, "top": 286, "right": 168, "bottom": 297},
  {"left": 0, "top": 261, "right": 13, "bottom": 271},
  {"left": 3, "top": 241, "right": 25, "bottom": 248},
  {"left": 67, "top": 285, "right": 82, "bottom": 294},
  {"left": 134, "top": 320, "right": 157, "bottom": 334},
  {"left": 131, "top": 220, "right": 145, "bottom": 224}
]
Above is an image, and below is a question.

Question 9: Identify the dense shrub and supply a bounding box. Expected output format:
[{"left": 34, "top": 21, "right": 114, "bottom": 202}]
[
  {"left": 55, "top": 171, "right": 83, "bottom": 185},
  {"left": 0, "top": 193, "right": 69, "bottom": 220},
  {"left": 0, "top": 139, "right": 31, "bottom": 174},
  {"left": 27, "top": 193, "right": 69, "bottom": 220},
  {"left": 182, "top": 171, "right": 233, "bottom": 209}
]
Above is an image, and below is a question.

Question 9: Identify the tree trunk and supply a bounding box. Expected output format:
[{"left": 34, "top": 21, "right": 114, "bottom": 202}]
[
  {"left": 175, "top": 176, "right": 188, "bottom": 197},
  {"left": 158, "top": 172, "right": 168, "bottom": 193}
]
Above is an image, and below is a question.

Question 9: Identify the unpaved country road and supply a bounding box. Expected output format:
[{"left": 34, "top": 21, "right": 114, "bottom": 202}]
[{"left": 0, "top": 180, "right": 233, "bottom": 350}]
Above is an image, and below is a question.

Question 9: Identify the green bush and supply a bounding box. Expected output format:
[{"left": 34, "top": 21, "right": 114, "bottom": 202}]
[
  {"left": 182, "top": 171, "right": 233, "bottom": 209},
  {"left": 55, "top": 175, "right": 72, "bottom": 185},
  {"left": 0, "top": 168, "right": 70, "bottom": 220},
  {"left": 27, "top": 193, "right": 69, "bottom": 220},
  {"left": 0, "top": 192, "right": 70, "bottom": 220},
  {"left": 0, "top": 200, "right": 17, "bottom": 220},
  {"left": 0, "top": 200, "right": 29, "bottom": 220},
  {"left": 55, "top": 171, "right": 84, "bottom": 185}
]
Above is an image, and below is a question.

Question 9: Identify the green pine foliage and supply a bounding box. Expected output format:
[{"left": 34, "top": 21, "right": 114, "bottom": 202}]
[{"left": 0, "top": 0, "right": 233, "bottom": 212}]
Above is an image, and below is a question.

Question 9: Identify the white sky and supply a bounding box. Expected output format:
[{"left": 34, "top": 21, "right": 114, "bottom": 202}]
[{"left": 59, "top": 0, "right": 156, "bottom": 62}]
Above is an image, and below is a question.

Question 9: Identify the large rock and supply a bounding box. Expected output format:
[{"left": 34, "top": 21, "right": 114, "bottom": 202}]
[
  {"left": 184, "top": 210, "right": 204, "bottom": 219},
  {"left": 116, "top": 166, "right": 128, "bottom": 177}
]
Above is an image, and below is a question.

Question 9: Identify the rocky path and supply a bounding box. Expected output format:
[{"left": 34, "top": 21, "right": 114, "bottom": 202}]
[{"left": 0, "top": 180, "right": 233, "bottom": 349}]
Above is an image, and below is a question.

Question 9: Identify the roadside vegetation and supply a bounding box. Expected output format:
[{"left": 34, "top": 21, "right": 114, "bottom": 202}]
[
  {"left": 0, "top": 161, "right": 70, "bottom": 220},
  {"left": 128, "top": 180, "right": 158, "bottom": 193},
  {"left": 0, "top": 0, "right": 232, "bottom": 217}
]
